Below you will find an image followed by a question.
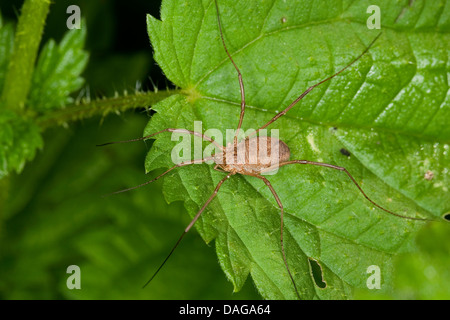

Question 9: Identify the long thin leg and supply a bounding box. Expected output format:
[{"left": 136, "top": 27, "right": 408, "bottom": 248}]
[
  {"left": 214, "top": 0, "right": 246, "bottom": 147},
  {"left": 257, "top": 175, "right": 301, "bottom": 300},
  {"left": 252, "top": 33, "right": 382, "bottom": 136},
  {"left": 143, "top": 171, "right": 235, "bottom": 288},
  {"left": 97, "top": 128, "right": 224, "bottom": 150},
  {"left": 261, "top": 160, "right": 432, "bottom": 221},
  {"left": 104, "top": 156, "right": 215, "bottom": 196}
]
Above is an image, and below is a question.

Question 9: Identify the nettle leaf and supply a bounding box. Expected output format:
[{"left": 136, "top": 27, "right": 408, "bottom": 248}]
[
  {"left": 145, "top": 0, "right": 449, "bottom": 299},
  {"left": 28, "top": 25, "right": 89, "bottom": 112}
]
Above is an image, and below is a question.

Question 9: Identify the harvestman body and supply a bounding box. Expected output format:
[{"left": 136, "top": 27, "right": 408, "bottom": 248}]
[{"left": 100, "top": 0, "right": 432, "bottom": 299}]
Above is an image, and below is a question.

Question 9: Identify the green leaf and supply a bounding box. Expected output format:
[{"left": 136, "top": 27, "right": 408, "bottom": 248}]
[
  {"left": 0, "top": 16, "right": 88, "bottom": 179},
  {"left": 0, "top": 110, "right": 43, "bottom": 179},
  {"left": 355, "top": 222, "right": 450, "bottom": 299},
  {"left": 28, "top": 25, "right": 89, "bottom": 112},
  {"left": 145, "top": 0, "right": 449, "bottom": 299}
]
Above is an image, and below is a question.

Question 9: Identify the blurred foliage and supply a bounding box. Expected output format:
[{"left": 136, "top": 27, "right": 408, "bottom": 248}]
[
  {"left": 355, "top": 222, "right": 450, "bottom": 299},
  {"left": 0, "top": 113, "right": 260, "bottom": 299}
]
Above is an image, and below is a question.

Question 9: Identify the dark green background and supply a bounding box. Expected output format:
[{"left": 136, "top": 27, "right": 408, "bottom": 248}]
[{"left": 0, "top": 0, "right": 259, "bottom": 299}]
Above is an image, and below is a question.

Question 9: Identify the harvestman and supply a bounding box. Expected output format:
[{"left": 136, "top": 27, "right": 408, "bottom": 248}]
[{"left": 100, "top": 0, "right": 432, "bottom": 299}]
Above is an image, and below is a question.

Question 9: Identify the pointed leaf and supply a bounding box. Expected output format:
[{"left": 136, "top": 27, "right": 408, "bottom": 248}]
[{"left": 145, "top": 0, "right": 449, "bottom": 299}]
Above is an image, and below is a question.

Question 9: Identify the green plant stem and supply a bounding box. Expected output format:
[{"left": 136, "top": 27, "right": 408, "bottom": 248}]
[
  {"left": 36, "top": 89, "right": 181, "bottom": 129},
  {"left": 1, "top": 0, "right": 50, "bottom": 111}
]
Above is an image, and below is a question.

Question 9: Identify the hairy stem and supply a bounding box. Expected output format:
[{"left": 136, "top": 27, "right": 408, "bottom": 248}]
[
  {"left": 36, "top": 89, "right": 181, "bottom": 129},
  {"left": 1, "top": 0, "right": 50, "bottom": 111}
]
